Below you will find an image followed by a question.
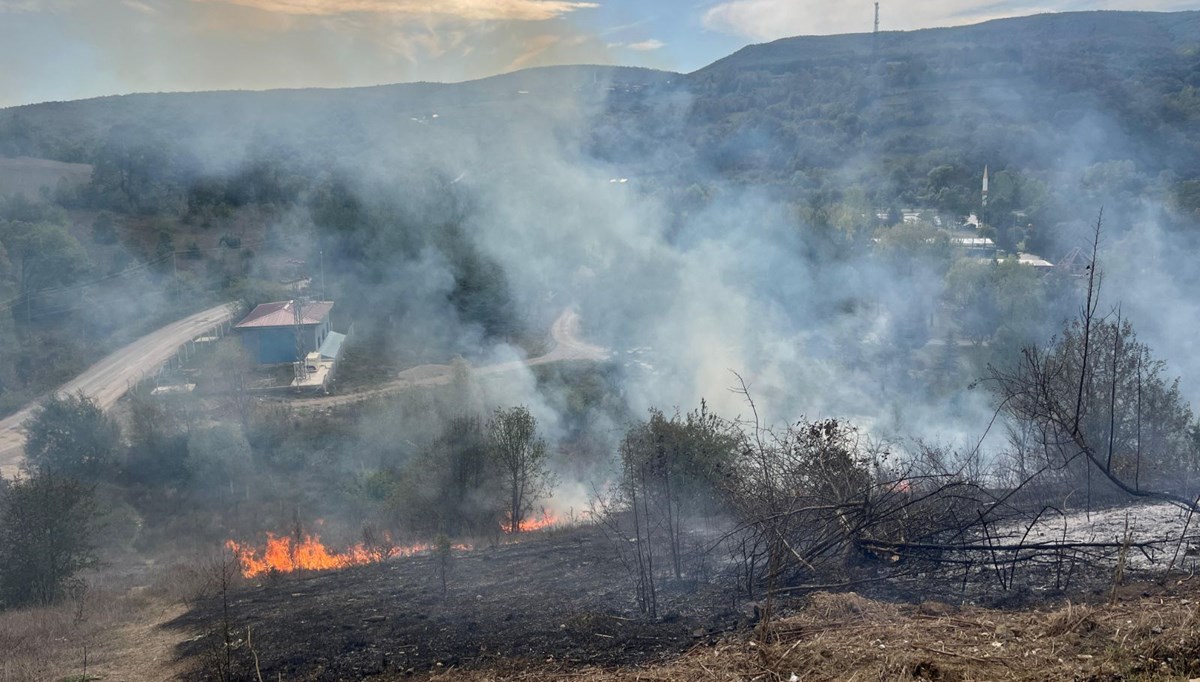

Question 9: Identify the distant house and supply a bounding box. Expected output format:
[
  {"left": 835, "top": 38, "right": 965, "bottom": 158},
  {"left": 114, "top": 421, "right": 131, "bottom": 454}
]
[
  {"left": 1016, "top": 252, "right": 1054, "bottom": 269},
  {"left": 234, "top": 300, "right": 334, "bottom": 365}
]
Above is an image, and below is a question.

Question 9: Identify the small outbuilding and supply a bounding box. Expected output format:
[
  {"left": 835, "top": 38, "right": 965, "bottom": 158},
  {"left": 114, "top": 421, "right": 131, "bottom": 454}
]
[{"left": 234, "top": 300, "right": 334, "bottom": 365}]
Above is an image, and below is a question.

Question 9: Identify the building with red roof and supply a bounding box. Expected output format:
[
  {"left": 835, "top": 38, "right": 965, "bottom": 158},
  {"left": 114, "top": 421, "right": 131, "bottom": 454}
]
[{"left": 234, "top": 300, "right": 334, "bottom": 364}]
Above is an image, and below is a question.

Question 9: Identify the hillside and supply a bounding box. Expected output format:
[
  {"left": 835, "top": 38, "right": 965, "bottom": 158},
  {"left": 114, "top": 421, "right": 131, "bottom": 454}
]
[
  {"left": 681, "top": 10, "right": 1200, "bottom": 186},
  {"left": 1, "top": 9, "right": 1198, "bottom": 427},
  {"left": 2, "top": 11, "right": 1198, "bottom": 200},
  {"left": 4, "top": 12, "right": 1200, "bottom": 682}
]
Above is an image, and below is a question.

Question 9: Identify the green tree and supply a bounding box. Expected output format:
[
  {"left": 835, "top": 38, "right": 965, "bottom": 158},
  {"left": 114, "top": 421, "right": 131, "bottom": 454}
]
[
  {"left": 0, "top": 220, "right": 90, "bottom": 320},
  {"left": 23, "top": 393, "right": 120, "bottom": 478},
  {"left": 0, "top": 474, "right": 99, "bottom": 608},
  {"left": 994, "top": 301, "right": 1198, "bottom": 497},
  {"left": 943, "top": 257, "right": 1045, "bottom": 353},
  {"left": 186, "top": 423, "right": 253, "bottom": 495},
  {"left": 391, "top": 415, "right": 495, "bottom": 536},
  {"left": 124, "top": 387, "right": 191, "bottom": 487},
  {"left": 487, "top": 406, "right": 554, "bottom": 533},
  {"left": 618, "top": 404, "right": 737, "bottom": 580}
]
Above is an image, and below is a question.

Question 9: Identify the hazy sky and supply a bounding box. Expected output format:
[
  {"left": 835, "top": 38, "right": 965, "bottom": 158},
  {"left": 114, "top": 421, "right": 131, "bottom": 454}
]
[{"left": 0, "top": 0, "right": 1194, "bottom": 107}]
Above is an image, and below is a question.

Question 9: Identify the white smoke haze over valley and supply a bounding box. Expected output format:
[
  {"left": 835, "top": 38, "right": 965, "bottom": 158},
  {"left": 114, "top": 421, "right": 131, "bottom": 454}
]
[{"left": 4, "top": 12, "right": 1200, "bottom": 680}]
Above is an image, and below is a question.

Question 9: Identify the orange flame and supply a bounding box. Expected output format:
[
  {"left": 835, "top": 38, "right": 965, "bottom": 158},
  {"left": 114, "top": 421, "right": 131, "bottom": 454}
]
[
  {"left": 502, "top": 510, "right": 559, "bottom": 533},
  {"left": 226, "top": 533, "right": 470, "bottom": 578}
]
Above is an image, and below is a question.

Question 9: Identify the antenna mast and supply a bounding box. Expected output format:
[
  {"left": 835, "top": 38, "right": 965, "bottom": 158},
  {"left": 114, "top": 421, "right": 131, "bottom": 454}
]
[
  {"left": 874, "top": 2, "right": 880, "bottom": 35},
  {"left": 293, "top": 294, "right": 308, "bottom": 384},
  {"left": 287, "top": 258, "right": 309, "bottom": 384}
]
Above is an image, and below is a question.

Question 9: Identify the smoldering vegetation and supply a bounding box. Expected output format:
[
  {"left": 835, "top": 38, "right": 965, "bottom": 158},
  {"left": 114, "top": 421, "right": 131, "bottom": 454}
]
[{"left": 1, "top": 8, "right": 1200, "bottom": 681}]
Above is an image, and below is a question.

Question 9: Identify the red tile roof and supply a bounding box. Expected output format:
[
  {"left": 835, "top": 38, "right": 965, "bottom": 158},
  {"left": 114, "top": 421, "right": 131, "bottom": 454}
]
[{"left": 235, "top": 300, "right": 333, "bottom": 329}]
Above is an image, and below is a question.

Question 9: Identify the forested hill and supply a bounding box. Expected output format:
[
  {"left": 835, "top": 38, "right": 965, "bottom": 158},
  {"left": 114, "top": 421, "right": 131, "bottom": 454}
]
[
  {"left": 703, "top": 10, "right": 1200, "bottom": 69},
  {"left": 673, "top": 10, "right": 1200, "bottom": 207},
  {"left": 2, "top": 11, "right": 1198, "bottom": 221},
  {"left": 0, "top": 66, "right": 676, "bottom": 170},
  {"left": 0, "top": 10, "right": 1198, "bottom": 420}
]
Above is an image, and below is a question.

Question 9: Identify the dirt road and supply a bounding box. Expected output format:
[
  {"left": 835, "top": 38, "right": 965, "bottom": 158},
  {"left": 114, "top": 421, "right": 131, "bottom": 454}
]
[
  {"left": 285, "top": 307, "right": 609, "bottom": 410},
  {"left": 0, "top": 303, "right": 238, "bottom": 478}
]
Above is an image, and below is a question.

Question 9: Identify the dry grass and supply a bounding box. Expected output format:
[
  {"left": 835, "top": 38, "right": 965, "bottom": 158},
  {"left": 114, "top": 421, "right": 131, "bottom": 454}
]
[
  {"left": 0, "top": 156, "right": 91, "bottom": 198},
  {"left": 0, "top": 583, "right": 141, "bottom": 682},
  {"left": 438, "top": 581, "right": 1200, "bottom": 682},
  {"left": 0, "top": 563, "right": 207, "bottom": 682}
]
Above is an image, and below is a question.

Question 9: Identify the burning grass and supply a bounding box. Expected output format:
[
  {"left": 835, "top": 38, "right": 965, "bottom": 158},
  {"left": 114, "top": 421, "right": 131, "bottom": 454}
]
[
  {"left": 174, "top": 525, "right": 735, "bottom": 680},
  {"left": 225, "top": 533, "right": 471, "bottom": 578},
  {"left": 502, "top": 509, "right": 559, "bottom": 533}
]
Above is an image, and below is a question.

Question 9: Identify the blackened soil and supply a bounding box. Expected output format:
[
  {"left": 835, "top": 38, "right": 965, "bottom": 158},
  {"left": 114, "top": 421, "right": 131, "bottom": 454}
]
[{"left": 171, "top": 526, "right": 748, "bottom": 680}]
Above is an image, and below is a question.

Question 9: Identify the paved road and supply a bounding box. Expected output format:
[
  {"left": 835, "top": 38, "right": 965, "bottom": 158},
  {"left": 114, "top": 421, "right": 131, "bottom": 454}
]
[
  {"left": 0, "top": 303, "right": 239, "bottom": 478},
  {"left": 285, "top": 307, "right": 610, "bottom": 411}
]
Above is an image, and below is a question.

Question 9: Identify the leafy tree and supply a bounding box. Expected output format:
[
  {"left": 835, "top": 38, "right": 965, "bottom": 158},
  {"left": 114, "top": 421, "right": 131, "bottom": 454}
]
[
  {"left": 487, "top": 406, "right": 554, "bottom": 533},
  {"left": 992, "top": 221, "right": 1198, "bottom": 500},
  {"left": 203, "top": 343, "right": 256, "bottom": 432},
  {"left": 873, "top": 221, "right": 952, "bottom": 276},
  {"left": 391, "top": 415, "right": 495, "bottom": 536},
  {"left": 1057, "top": 316, "right": 1194, "bottom": 484},
  {"left": 0, "top": 473, "right": 99, "bottom": 608},
  {"left": 90, "top": 123, "right": 189, "bottom": 213},
  {"left": 617, "top": 404, "right": 737, "bottom": 581},
  {"left": 943, "top": 257, "right": 1046, "bottom": 355},
  {"left": 186, "top": 423, "right": 253, "bottom": 495},
  {"left": 23, "top": 392, "right": 120, "bottom": 478},
  {"left": 0, "top": 219, "right": 90, "bottom": 319},
  {"left": 123, "top": 387, "right": 191, "bottom": 487}
]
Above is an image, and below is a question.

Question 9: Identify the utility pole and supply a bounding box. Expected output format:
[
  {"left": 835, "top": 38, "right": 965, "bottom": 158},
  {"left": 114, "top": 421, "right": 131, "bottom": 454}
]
[
  {"left": 872, "top": 2, "right": 880, "bottom": 57},
  {"left": 320, "top": 250, "right": 325, "bottom": 302}
]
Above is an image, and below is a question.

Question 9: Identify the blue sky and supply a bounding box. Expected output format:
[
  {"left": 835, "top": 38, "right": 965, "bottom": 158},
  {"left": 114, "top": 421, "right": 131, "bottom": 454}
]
[{"left": 0, "top": 0, "right": 1195, "bottom": 107}]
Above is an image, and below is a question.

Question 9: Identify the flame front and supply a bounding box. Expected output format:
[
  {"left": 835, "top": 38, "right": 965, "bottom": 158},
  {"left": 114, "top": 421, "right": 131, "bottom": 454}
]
[
  {"left": 226, "top": 533, "right": 470, "bottom": 578},
  {"left": 503, "top": 510, "right": 559, "bottom": 533}
]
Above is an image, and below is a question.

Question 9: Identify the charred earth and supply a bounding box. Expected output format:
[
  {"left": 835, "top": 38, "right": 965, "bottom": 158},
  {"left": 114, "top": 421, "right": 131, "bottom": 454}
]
[{"left": 172, "top": 525, "right": 744, "bottom": 680}]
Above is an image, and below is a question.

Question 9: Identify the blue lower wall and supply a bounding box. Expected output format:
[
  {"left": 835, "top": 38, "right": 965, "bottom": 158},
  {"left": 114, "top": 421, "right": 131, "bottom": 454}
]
[{"left": 238, "top": 324, "right": 326, "bottom": 364}]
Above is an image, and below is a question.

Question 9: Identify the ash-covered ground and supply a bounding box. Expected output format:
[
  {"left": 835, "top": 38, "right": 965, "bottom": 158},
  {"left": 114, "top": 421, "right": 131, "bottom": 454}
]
[
  {"left": 171, "top": 525, "right": 747, "bottom": 681},
  {"left": 169, "top": 502, "right": 1200, "bottom": 680},
  {"left": 1008, "top": 501, "right": 1200, "bottom": 571}
]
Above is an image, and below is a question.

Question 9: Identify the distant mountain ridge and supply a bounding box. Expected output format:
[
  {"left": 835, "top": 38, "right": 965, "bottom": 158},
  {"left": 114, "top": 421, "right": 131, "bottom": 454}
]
[
  {"left": 1, "top": 10, "right": 1198, "bottom": 217},
  {"left": 701, "top": 10, "right": 1200, "bottom": 73}
]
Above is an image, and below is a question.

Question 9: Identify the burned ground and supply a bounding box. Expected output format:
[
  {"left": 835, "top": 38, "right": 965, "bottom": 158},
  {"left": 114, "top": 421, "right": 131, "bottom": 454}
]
[
  {"left": 167, "top": 498, "right": 1200, "bottom": 680},
  {"left": 170, "top": 525, "right": 747, "bottom": 680}
]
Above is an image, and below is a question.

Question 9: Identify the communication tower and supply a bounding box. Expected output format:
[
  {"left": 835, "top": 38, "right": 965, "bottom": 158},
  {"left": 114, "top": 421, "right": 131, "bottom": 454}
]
[
  {"left": 285, "top": 258, "right": 309, "bottom": 384},
  {"left": 292, "top": 295, "right": 308, "bottom": 383},
  {"left": 874, "top": 2, "right": 880, "bottom": 35}
]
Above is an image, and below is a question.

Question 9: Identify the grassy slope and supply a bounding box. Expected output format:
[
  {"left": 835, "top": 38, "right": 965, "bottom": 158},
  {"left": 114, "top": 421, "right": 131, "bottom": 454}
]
[
  {"left": 443, "top": 582, "right": 1200, "bottom": 681},
  {"left": 0, "top": 156, "right": 91, "bottom": 197}
]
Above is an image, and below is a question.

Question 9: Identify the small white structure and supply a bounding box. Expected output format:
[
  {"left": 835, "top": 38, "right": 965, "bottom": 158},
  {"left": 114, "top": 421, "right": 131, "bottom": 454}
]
[
  {"left": 291, "top": 331, "right": 347, "bottom": 393},
  {"left": 1016, "top": 252, "right": 1054, "bottom": 268}
]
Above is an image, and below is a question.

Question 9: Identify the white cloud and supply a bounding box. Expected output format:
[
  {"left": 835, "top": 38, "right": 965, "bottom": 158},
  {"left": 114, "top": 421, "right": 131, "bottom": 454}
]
[
  {"left": 701, "top": 0, "right": 1198, "bottom": 41},
  {"left": 197, "top": 0, "right": 598, "bottom": 21},
  {"left": 703, "top": 0, "right": 867, "bottom": 40},
  {"left": 626, "top": 38, "right": 664, "bottom": 51}
]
